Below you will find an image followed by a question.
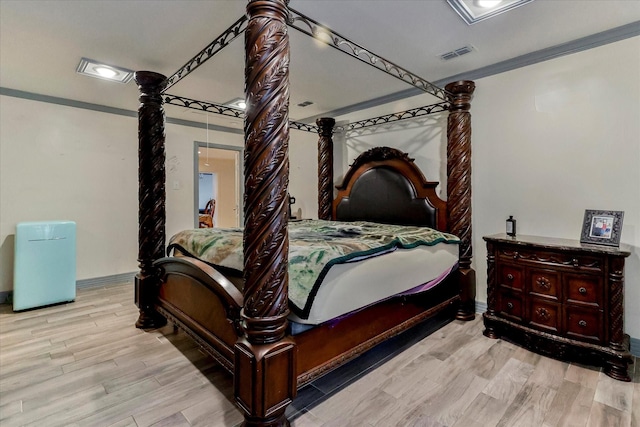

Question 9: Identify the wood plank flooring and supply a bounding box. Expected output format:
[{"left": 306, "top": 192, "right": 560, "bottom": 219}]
[{"left": 0, "top": 281, "right": 637, "bottom": 426}]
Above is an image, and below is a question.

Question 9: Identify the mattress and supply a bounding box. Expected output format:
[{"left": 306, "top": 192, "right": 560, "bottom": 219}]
[
  {"left": 288, "top": 243, "right": 458, "bottom": 325},
  {"left": 168, "top": 220, "right": 459, "bottom": 325}
]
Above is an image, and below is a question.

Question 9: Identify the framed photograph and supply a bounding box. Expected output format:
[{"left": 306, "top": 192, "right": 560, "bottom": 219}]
[{"left": 580, "top": 210, "right": 624, "bottom": 247}]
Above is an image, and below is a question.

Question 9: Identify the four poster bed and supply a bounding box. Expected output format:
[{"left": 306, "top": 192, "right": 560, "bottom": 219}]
[{"left": 134, "top": 1, "right": 476, "bottom": 426}]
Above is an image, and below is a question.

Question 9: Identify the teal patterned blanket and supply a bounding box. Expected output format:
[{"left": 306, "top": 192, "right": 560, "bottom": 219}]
[{"left": 168, "top": 220, "right": 459, "bottom": 318}]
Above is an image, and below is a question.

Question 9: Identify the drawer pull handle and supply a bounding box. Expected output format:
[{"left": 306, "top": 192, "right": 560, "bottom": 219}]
[
  {"left": 535, "top": 307, "right": 550, "bottom": 321},
  {"left": 572, "top": 258, "right": 580, "bottom": 267},
  {"left": 578, "top": 320, "right": 587, "bottom": 327},
  {"left": 507, "top": 302, "right": 514, "bottom": 309},
  {"left": 536, "top": 276, "right": 551, "bottom": 290},
  {"left": 578, "top": 287, "right": 587, "bottom": 295},
  {"left": 507, "top": 273, "right": 514, "bottom": 281},
  {"left": 513, "top": 252, "right": 520, "bottom": 259}
]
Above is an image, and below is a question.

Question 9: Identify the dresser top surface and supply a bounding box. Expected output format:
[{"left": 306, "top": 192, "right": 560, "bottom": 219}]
[{"left": 483, "top": 233, "right": 631, "bottom": 257}]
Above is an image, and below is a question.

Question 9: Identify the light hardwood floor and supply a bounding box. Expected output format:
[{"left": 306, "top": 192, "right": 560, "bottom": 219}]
[{"left": 0, "top": 281, "right": 637, "bottom": 427}]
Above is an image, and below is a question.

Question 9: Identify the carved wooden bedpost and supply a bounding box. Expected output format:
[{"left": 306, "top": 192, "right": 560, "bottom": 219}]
[
  {"left": 446, "top": 80, "right": 476, "bottom": 321},
  {"left": 483, "top": 241, "right": 498, "bottom": 337},
  {"left": 235, "top": 1, "right": 296, "bottom": 426},
  {"left": 134, "top": 71, "right": 168, "bottom": 329},
  {"left": 606, "top": 255, "right": 631, "bottom": 380},
  {"left": 317, "top": 117, "right": 335, "bottom": 220}
]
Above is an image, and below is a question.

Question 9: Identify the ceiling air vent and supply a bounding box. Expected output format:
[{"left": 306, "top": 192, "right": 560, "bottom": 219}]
[{"left": 439, "top": 45, "right": 475, "bottom": 61}]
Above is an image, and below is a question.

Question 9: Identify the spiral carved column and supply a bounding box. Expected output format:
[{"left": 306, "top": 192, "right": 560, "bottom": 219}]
[
  {"left": 605, "top": 255, "right": 633, "bottom": 381},
  {"left": 317, "top": 117, "right": 335, "bottom": 220},
  {"left": 234, "top": 1, "right": 296, "bottom": 426},
  {"left": 446, "top": 80, "right": 476, "bottom": 321},
  {"left": 608, "top": 256, "right": 625, "bottom": 348},
  {"left": 483, "top": 242, "right": 498, "bottom": 338},
  {"left": 134, "top": 71, "right": 168, "bottom": 329}
]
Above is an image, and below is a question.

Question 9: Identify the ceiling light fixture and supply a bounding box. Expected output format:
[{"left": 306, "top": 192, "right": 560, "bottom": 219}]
[
  {"left": 224, "top": 97, "right": 247, "bottom": 110},
  {"left": 313, "top": 28, "right": 333, "bottom": 44},
  {"left": 94, "top": 67, "right": 118, "bottom": 78},
  {"left": 76, "top": 58, "right": 134, "bottom": 83},
  {"left": 447, "top": 0, "right": 534, "bottom": 25},
  {"left": 476, "top": 0, "right": 503, "bottom": 8}
]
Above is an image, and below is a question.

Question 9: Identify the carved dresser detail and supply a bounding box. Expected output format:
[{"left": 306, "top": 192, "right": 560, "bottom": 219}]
[{"left": 483, "top": 234, "right": 632, "bottom": 381}]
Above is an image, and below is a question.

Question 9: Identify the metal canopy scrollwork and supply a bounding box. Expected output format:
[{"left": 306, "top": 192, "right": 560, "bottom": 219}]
[
  {"left": 164, "top": 94, "right": 244, "bottom": 118},
  {"left": 160, "top": 7, "right": 452, "bottom": 131},
  {"left": 339, "top": 102, "right": 449, "bottom": 134},
  {"left": 288, "top": 7, "right": 450, "bottom": 102},
  {"left": 164, "top": 93, "right": 448, "bottom": 135},
  {"left": 164, "top": 93, "right": 319, "bottom": 133},
  {"left": 163, "top": 15, "right": 249, "bottom": 92},
  {"left": 289, "top": 121, "right": 319, "bottom": 132}
]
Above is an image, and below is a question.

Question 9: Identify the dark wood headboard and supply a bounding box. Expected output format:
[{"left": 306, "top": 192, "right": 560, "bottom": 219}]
[{"left": 332, "top": 147, "right": 447, "bottom": 231}]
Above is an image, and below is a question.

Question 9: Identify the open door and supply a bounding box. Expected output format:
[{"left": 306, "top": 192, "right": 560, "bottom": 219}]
[{"left": 195, "top": 142, "right": 243, "bottom": 228}]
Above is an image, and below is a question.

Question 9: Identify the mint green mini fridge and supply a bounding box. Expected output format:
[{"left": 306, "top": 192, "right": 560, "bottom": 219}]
[{"left": 13, "top": 221, "right": 76, "bottom": 311}]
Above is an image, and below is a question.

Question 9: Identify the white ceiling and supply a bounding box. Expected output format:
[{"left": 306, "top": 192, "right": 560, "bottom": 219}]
[{"left": 1, "top": 0, "right": 639, "bottom": 129}]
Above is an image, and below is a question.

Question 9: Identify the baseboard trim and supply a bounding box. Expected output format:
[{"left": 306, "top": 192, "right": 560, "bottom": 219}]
[
  {"left": 475, "top": 301, "right": 487, "bottom": 314},
  {"left": 0, "top": 272, "right": 137, "bottom": 305},
  {"left": 631, "top": 337, "right": 640, "bottom": 357},
  {"left": 0, "top": 291, "right": 11, "bottom": 304},
  {"left": 76, "top": 271, "right": 136, "bottom": 289}
]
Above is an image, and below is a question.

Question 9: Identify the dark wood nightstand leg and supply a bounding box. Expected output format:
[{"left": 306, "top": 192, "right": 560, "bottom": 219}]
[
  {"left": 604, "top": 358, "right": 631, "bottom": 382},
  {"left": 482, "top": 315, "right": 499, "bottom": 339}
]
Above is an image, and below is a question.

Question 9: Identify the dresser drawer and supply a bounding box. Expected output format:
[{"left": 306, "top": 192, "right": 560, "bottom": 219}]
[
  {"left": 499, "top": 264, "right": 524, "bottom": 290},
  {"left": 528, "top": 299, "right": 560, "bottom": 334},
  {"left": 565, "top": 306, "right": 603, "bottom": 344},
  {"left": 529, "top": 269, "right": 560, "bottom": 301},
  {"left": 497, "top": 247, "right": 603, "bottom": 273},
  {"left": 497, "top": 291, "right": 523, "bottom": 321},
  {"left": 565, "top": 274, "right": 602, "bottom": 307}
]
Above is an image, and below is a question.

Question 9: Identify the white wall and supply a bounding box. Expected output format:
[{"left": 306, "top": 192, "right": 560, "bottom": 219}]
[
  {"left": 334, "top": 36, "right": 640, "bottom": 341},
  {"left": 0, "top": 95, "right": 319, "bottom": 292},
  {"left": 289, "top": 130, "right": 320, "bottom": 220},
  {"left": 472, "top": 36, "right": 640, "bottom": 341},
  {"left": 1, "top": 97, "right": 138, "bottom": 290},
  {"left": 0, "top": 96, "right": 238, "bottom": 290}
]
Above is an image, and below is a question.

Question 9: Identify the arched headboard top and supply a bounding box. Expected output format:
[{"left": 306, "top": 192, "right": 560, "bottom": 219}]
[{"left": 332, "top": 147, "right": 447, "bottom": 231}]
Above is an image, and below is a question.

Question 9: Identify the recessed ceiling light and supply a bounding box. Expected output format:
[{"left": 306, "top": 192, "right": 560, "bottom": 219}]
[
  {"left": 477, "top": 0, "right": 503, "bottom": 8},
  {"left": 224, "top": 97, "right": 247, "bottom": 110},
  {"left": 447, "top": 0, "right": 534, "bottom": 25},
  {"left": 94, "top": 67, "right": 118, "bottom": 78},
  {"left": 76, "top": 58, "right": 134, "bottom": 83}
]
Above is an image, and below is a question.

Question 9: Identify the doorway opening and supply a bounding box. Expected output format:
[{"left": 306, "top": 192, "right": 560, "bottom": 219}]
[{"left": 194, "top": 142, "right": 243, "bottom": 229}]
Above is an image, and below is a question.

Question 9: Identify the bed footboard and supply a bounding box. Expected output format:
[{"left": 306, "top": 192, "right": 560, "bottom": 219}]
[{"left": 153, "top": 257, "right": 244, "bottom": 372}]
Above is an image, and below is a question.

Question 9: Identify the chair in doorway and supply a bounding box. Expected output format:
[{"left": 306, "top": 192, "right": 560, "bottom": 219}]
[{"left": 199, "top": 199, "right": 215, "bottom": 228}]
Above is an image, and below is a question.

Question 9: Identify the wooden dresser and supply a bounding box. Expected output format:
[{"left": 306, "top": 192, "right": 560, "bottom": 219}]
[{"left": 483, "top": 234, "right": 632, "bottom": 381}]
